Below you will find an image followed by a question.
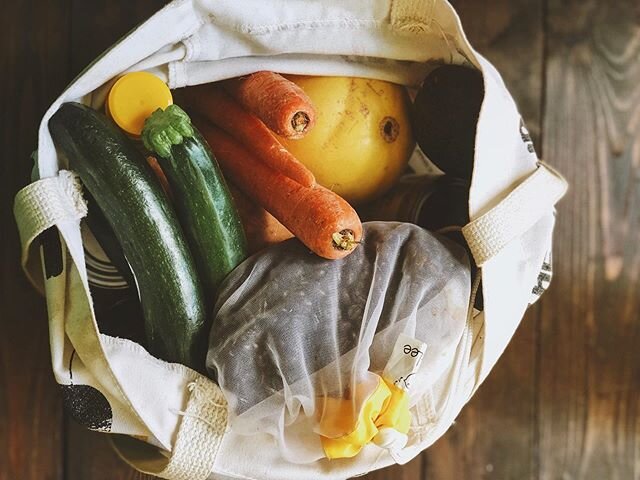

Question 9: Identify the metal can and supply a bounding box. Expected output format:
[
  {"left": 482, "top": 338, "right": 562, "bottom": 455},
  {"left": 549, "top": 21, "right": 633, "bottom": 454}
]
[
  {"left": 417, "top": 175, "right": 470, "bottom": 232},
  {"left": 362, "top": 174, "right": 469, "bottom": 232}
]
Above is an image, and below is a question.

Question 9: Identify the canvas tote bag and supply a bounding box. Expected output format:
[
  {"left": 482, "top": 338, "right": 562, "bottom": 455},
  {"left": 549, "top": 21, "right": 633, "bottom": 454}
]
[{"left": 13, "top": 0, "right": 568, "bottom": 478}]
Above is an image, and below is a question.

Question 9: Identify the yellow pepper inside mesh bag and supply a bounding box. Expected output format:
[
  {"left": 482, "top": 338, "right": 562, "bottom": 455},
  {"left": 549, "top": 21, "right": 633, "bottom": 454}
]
[{"left": 207, "top": 222, "right": 471, "bottom": 463}]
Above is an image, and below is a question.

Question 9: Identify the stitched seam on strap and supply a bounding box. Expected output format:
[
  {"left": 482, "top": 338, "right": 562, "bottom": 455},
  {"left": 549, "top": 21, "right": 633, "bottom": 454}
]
[
  {"left": 238, "top": 18, "right": 383, "bottom": 35},
  {"left": 462, "top": 164, "right": 567, "bottom": 266},
  {"left": 390, "top": 0, "right": 436, "bottom": 33},
  {"left": 161, "top": 378, "right": 228, "bottom": 480},
  {"left": 14, "top": 171, "right": 87, "bottom": 266}
]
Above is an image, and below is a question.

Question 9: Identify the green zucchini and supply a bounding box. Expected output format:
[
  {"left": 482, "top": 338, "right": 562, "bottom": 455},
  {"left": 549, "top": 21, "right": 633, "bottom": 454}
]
[
  {"left": 142, "top": 105, "right": 247, "bottom": 303},
  {"left": 49, "top": 102, "right": 207, "bottom": 372}
]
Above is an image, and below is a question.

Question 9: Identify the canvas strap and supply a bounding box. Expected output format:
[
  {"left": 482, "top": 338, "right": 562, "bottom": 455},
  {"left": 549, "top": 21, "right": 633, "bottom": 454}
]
[
  {"left": 462, "top": 162, "right": 568, "bottom": 267},
  {"left": 113, "top": 377, "right": 228, "bottom": 480},
  {"left": 13, "top": 170, "right": 88, "bottom": 292},
  {"left": 390, "top": 0, "right": 438, "bottom": 33}
]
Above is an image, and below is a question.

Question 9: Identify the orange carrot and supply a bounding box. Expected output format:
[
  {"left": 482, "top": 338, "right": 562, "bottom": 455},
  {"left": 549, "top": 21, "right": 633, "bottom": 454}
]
[
  {"left": 223, "top": 71, "right": 316, "bottom": 139},
  {"left": 181, "top": 84, "right": 315, "bottom": 188},
  {"left": 196, "top": 120, "right": 362, "bottom": 260},
  {"left": 228, "top": 183, "right": 293, "bottom": 254},
  {"left": 146, "top": 156, "right": 173, "bottom": 200}
]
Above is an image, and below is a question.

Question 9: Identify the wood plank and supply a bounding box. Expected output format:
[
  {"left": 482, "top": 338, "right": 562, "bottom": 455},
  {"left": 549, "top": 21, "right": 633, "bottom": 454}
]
[
  {"left": 69, "top": 0, "right": 168, "bottom": 80},
  {"left": 65, "top": 2, "right": 166, "bottom": 479},
  {"left": 0, "top": 1, "right": 72, "bottom": 479},
  {"left": 422, "top": 1, "right": 544, "bottom": 479},
  {"left": 539, "top": 1, "right": 640, "bottom": 479},
  {"left": 66, "top": 422, "right": 151, "bottom": 480},
  {"left": 361, "top": 456, "right": 424, "bottom": 480}
]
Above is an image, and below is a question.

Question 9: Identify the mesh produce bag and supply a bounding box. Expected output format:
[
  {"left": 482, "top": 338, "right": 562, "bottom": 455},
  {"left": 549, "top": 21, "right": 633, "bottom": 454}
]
[{"left": 208, "top": 222, "right": 471, "bottom": 462}]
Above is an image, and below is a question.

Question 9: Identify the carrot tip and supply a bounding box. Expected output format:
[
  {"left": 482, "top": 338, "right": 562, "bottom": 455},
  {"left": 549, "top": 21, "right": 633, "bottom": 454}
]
[
  {"left": 332, "top": 230, "right": 358, "bottom": 252},
  {"left": 291, "top": 111, "right": 310, "bottom": 133}
]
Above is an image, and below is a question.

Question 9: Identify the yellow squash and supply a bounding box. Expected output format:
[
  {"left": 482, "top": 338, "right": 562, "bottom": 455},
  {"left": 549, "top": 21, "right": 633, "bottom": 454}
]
[{"left": 279, "top": 76, "right": 415, "bottom": 205}]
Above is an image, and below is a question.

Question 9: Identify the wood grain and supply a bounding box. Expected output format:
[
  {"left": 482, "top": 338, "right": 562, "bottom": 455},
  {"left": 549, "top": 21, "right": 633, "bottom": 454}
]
[
  {"left": 539, "top": 0, "right": 640, "bottom": 479},
  {"left": 0, "top": 1, "right": 71, "bottom": 479},
  {"left": 69, "top": 0, "right": 168, "bottom": 80},
  {"left": 421, "top": 1, "right": 544, "bottom": 479},
  {"left": 66, "top": 422, "right": 152, "bottom": 480},
  {"left": 362, "top": 456, "right": 424, "bottom": 480}
]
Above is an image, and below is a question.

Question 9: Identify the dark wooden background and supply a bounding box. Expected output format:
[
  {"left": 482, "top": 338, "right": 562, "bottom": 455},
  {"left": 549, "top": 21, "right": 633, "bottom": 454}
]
[{"left": 2, "top": 1, "right": 639, "bottom": 479}]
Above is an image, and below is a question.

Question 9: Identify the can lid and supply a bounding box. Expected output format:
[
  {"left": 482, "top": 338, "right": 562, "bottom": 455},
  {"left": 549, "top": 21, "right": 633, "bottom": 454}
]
[{"left": 107, "top": 72, "right": 173, "bottom": 137}]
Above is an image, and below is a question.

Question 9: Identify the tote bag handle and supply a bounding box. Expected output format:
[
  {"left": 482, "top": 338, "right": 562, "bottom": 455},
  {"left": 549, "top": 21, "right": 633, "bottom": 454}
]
[{"left": 462, "top": 162, "right": 568, "bottom": 267}]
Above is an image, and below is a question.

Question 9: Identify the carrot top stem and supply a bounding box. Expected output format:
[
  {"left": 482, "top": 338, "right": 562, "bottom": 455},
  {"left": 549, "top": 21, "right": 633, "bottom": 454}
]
[
  {"left": 332, "top": 230, "right": 358, "bottom": 251},
  {"left": 291, "top": 111, "right": 310, "bottom": 134}
]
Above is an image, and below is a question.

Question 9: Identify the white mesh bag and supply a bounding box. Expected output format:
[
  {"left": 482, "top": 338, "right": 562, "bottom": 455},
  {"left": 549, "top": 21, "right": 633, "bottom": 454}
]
[
  {"left": 13, "top": 1, "right": 568, "bottom": 479},
  {"left": 208, "top": 222, "right": 471, "bottom": 464}
]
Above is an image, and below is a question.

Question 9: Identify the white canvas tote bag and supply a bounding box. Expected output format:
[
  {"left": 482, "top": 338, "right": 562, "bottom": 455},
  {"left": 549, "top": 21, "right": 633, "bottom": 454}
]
[{"left": 13, "top": 0, "right": 568, "bottom": 479}]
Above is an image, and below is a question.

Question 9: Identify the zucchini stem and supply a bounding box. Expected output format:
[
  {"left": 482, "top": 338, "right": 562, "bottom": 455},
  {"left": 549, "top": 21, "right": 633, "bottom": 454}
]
[{"left": 142, "top": 105, "right": 195, "bottom": 158}]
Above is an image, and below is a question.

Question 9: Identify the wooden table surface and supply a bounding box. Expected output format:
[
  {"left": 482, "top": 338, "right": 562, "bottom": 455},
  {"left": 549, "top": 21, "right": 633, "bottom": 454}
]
[{"left": 2, "top": 1, "right": 639, "bottom": 479}]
